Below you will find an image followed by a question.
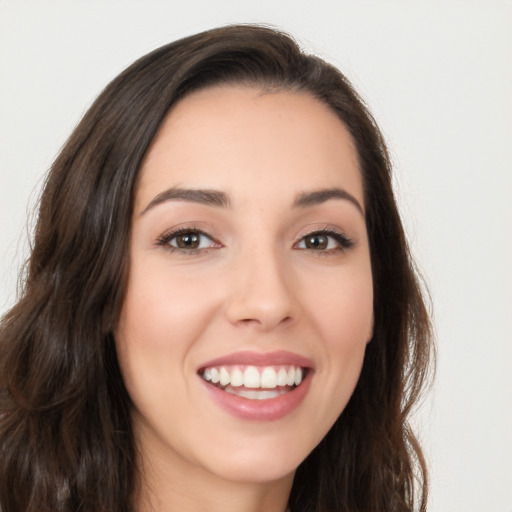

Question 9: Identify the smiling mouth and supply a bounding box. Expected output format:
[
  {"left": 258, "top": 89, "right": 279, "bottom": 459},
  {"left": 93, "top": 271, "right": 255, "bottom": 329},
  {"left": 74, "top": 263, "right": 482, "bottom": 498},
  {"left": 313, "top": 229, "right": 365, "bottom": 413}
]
[{"left": 199, "top": 365, "right": 306, "bottom": 400}]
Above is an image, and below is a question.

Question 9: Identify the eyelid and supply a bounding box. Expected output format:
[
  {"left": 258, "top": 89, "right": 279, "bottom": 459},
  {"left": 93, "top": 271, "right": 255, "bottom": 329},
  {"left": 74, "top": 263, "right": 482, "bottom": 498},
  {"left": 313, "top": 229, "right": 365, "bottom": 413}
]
[
  {"left": 155, "top": 224, "right": 354, "bottom": 255},
  {"left": 293, "top": 227, "right": 354, "bottom": 252},
  {"left": 156, "top": 226, "right": 222, "bottom": 253}
]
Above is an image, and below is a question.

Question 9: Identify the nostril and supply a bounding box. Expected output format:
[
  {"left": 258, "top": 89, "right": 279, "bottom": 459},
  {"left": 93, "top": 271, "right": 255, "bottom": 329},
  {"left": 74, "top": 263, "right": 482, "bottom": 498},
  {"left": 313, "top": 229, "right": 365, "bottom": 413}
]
[{"left": 237, "top": 315, "right": 293, "bottom": 329}]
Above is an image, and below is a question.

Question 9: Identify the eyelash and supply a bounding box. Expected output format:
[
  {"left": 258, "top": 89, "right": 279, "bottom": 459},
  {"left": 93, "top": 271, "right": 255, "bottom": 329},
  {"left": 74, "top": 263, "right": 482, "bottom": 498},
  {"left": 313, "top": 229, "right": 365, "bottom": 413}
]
[
  {"left": 156, "top": 227, "right": 354, "bottom": 255},
  {"left": 294, "top": 228, "right": 354, "bottom": 254},
  {"left": 156, "top": 227, "right": 220, "bottom": 254}
]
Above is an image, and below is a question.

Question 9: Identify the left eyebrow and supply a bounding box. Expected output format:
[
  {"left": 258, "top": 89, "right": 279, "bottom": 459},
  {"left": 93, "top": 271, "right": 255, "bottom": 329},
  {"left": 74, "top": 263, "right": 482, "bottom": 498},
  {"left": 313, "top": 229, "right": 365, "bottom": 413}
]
[{"left": 293, "top": 188, "right": 364, "bottom": 216}]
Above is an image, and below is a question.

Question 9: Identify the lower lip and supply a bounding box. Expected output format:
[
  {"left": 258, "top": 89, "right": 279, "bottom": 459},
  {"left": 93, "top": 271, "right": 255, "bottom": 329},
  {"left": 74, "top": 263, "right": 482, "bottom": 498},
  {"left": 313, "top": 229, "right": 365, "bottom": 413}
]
[{"left": 200, "top": 371, "right": 312, "bottom": 421}]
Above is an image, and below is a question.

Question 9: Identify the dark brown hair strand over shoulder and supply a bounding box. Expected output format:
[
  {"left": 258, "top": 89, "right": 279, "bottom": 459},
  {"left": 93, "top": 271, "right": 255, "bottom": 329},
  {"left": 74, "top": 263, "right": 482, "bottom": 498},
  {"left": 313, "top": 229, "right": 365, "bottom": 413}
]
[{"left": 0, "top": 24, "right": 433, "bottom": 512}]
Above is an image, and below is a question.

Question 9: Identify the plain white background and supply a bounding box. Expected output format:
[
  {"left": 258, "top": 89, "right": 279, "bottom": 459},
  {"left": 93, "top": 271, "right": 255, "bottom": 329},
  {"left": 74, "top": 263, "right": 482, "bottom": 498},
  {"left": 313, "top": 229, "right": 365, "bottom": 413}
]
[{"left": 1, "top": 1, "right": 511, "bottom": 510}]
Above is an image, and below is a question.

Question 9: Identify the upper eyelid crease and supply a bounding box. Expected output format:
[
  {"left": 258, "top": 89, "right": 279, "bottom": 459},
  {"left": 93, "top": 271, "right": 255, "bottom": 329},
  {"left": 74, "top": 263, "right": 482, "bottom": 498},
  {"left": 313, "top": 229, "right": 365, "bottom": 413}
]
[
  {"left": 157, "top": 227, "right": 217, "bottom": 243},
  {"left": 156, "top": 229, "right": 220, "bottom": 254},
  {"left": 297, "top": 229, "right": 354, "bottom": 249},
  {"left": 157, "top": 227, "right": 353, "bottom": 253}
]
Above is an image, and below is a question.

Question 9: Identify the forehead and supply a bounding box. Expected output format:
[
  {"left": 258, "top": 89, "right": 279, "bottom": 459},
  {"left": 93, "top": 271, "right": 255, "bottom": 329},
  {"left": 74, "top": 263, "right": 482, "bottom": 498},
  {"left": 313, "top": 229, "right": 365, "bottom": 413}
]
[{"left": 137, "top": 85, "right": 363, "bottom": 211}]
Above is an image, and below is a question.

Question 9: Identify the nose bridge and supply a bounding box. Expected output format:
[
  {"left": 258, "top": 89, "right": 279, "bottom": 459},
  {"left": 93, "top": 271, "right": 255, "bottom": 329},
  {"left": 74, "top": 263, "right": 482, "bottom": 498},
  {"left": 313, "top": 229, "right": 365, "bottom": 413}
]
[{"left": 225, "top": 239, "right": 298, "bottom": 330}]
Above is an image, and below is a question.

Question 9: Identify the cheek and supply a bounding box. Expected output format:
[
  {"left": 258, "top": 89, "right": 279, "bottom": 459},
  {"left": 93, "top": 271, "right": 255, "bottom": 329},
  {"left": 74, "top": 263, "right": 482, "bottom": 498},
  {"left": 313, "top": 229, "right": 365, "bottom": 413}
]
[
  {"left": 113, "top": 264, "right": 222, "bottom": 406},
  {"left": 118, "top": 261, "right": 221, "bottom": 348},
  {"left": 306, "top": 264, "right": 374, "bottom": 347},
  {"left": 301, "top": 264, "right": 373, "bottom": 421}
]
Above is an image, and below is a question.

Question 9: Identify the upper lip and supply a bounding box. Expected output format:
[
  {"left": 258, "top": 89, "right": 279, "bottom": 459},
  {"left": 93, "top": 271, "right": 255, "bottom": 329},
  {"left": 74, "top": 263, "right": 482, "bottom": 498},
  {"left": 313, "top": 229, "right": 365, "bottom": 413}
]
[{"left": 197, "top": 350, "right": 314, "bottom": 371}]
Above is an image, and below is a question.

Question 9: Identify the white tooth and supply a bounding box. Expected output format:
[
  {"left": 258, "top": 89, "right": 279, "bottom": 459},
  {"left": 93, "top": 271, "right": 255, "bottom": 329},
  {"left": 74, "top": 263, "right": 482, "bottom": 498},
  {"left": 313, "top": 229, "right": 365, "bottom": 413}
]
[
  {"left": 261, "top": 367, "right": 277, "bottom": 389},
  {"left": 248, "top": 390, "right": 279, "bottom": 400},
  {"left": 286, "top": 367, "right": 296, "bottom": 386},
  {"left": 203, "top": 368, "right": 211, "bottom": 381},
  {"left": 230, "top": 368, "right": 244, "bottom": 387},
  {"left": 276, "top": 368, "right": 288, "bottom": 387},
  {"left": 294, "top": 367, "right": 303, "bottom": 386},
  {"left": 226, "top": 388, "right": 282, "bottom": 400},
  {"left": 219, "top": 367, "right": 230, "bottom": 386},
  {"left": 210, "top": 368, "right": 220, "bottom": 384},
  {"left": 243, "top": 366, "right": 261, "bottom": 388}
]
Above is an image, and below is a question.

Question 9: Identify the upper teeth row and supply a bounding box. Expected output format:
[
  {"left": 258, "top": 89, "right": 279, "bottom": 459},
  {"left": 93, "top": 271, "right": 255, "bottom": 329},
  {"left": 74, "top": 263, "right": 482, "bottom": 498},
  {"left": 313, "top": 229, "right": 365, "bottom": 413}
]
[{"left": 202, "top": 366, "right": 303, "bottom": 389}]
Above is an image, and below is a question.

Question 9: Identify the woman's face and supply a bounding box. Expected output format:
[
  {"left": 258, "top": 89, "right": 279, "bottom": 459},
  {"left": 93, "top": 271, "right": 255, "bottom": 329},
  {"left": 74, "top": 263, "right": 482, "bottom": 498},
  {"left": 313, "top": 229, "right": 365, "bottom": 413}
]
[{"left": 115, "top": 86, "right": 373, "bottom": 485}]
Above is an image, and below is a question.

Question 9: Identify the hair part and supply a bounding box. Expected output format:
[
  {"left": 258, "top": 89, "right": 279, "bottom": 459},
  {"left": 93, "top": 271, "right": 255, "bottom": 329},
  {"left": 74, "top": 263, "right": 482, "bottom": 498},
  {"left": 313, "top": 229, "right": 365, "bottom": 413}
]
[{"left": 0, "top": 24, "right": 433, "bottom": 512}]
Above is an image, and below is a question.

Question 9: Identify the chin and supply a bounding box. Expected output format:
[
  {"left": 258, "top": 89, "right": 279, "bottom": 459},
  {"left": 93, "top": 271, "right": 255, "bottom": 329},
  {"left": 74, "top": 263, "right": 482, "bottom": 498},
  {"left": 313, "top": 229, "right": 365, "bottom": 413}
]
[
  {"left": 192, "top": 436, "right": 308, "bottom": 484},
  {"left": 208, "top": 457, "right": 299, "bottom": 485}
]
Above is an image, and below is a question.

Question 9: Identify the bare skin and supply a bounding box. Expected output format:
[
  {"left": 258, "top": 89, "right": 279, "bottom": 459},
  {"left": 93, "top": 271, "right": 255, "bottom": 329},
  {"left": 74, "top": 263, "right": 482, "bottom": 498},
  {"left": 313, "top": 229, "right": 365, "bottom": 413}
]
[{"left": 115, "top": 85, "right": 373, "bottom": 512}]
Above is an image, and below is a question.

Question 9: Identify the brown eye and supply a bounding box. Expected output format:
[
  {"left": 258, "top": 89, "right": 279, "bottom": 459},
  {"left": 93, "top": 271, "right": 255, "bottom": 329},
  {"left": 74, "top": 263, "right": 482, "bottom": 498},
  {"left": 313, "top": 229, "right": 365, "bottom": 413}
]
[
  {"left": 158, "top": 229, "right": 218, "bottom": 252},
  {"left": 304, "top": 234, "right": 328, "bottom": 250},
  {"left": 295, "top": 230, "right": 354, "bottom": 252},
  {"left": 174, "top": 232, "right": 201, "bottom": 249}
]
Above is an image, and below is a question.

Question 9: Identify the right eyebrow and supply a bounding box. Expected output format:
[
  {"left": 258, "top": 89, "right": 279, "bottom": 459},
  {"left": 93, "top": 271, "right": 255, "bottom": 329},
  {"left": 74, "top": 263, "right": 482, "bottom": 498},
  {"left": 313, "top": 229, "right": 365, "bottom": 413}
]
[{"left": 139, "top": 187, "right": 231, "bottom": 216}]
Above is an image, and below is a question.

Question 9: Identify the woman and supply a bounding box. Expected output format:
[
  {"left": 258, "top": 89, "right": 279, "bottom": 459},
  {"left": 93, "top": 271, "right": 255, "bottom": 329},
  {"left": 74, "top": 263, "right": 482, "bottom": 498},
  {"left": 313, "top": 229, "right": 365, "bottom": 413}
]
[{"left": 0, "top": 25, "right": 433, "bottom": 512}]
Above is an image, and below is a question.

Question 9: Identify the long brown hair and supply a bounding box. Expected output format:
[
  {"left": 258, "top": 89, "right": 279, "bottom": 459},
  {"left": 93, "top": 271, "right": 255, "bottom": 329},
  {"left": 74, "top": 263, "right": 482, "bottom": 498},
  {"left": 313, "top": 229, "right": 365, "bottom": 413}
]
[{"left": 0, "top": 25, "right": 433, "bottom": 512}]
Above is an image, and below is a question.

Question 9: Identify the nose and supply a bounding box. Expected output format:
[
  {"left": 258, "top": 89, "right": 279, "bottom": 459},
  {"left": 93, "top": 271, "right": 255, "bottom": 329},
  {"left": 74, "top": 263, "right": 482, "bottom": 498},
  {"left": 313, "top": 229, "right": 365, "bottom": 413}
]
[{"left": 224, "top": 245, "right": 300, "bottom": 331}]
